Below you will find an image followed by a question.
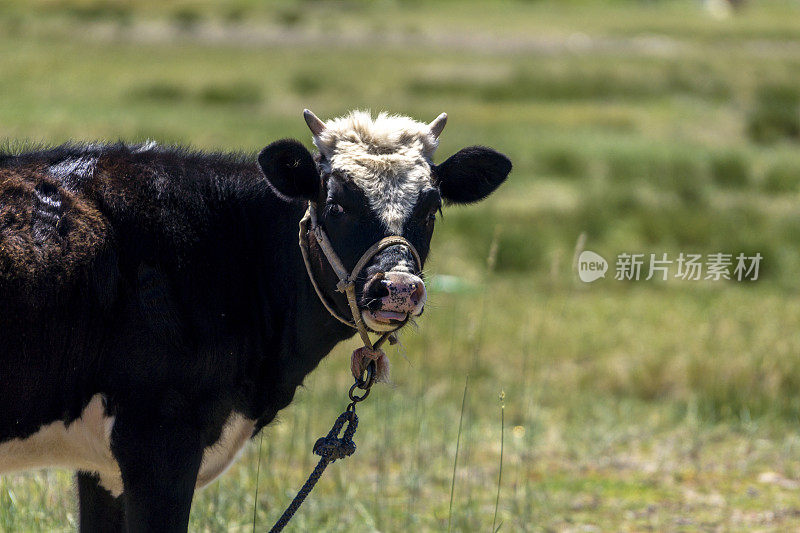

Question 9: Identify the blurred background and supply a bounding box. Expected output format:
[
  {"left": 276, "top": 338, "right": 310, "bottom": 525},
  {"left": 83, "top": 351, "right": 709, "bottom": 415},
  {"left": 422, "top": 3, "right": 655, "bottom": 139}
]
[{"left": 1, "top": 0, "right": 800, "bottom": 531}]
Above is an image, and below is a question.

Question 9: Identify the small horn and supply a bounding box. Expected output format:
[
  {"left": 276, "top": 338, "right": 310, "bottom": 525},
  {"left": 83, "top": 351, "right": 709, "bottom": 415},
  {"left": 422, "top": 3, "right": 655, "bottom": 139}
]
[
  {"left": 303, "top": 109, "right": 326, "bottom": 136},
  {"left": 428, "top": 112, "right": 448, "bottom": 139}
]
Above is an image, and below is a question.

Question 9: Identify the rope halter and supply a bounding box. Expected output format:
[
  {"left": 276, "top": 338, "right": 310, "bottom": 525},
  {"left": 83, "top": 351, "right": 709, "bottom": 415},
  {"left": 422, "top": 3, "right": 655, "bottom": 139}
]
[{"left": 298, "top": 201, "right": 423, "bottom": 350}]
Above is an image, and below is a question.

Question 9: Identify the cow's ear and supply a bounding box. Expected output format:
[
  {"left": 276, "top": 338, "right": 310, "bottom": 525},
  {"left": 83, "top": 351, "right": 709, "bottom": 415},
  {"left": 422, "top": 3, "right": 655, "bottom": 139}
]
[
  {"left": 434, "top": 146, "right": 511, "bottom": 204},
  {"left": 258, "top": 139, "right": 320, "bottom": 201}
]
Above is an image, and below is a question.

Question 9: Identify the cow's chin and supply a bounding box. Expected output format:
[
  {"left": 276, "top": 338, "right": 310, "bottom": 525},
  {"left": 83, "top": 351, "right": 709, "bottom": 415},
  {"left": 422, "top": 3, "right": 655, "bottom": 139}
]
[{"left": 361, "top": 309, "right": 408, "bottom": 333}]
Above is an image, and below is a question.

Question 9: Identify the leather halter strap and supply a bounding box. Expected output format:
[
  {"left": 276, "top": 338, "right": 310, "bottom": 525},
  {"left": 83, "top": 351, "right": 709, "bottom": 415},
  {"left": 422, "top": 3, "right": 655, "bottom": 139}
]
[{"left": 298, "top": 201, "right": 423, "bottom": 349}]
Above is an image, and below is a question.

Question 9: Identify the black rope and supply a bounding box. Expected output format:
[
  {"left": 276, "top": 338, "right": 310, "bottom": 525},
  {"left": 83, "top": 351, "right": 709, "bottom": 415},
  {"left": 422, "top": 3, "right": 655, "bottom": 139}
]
[
  {"left": 268, "top": 361, "right": 375, "bottom": 532},
  {"left": 268, "top": 410, "right": 358, "bottom": 532}
]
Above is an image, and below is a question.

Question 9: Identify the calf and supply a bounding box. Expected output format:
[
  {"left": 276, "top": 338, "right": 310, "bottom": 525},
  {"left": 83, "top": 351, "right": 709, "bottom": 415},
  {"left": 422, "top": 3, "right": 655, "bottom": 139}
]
[{"left": 0, "top": 110, "right": 511, "bottom": 532}]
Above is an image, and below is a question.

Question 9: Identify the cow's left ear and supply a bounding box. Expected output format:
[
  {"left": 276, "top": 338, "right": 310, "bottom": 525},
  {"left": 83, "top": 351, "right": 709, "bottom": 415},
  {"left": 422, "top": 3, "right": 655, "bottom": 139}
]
[
  {"left": 433, "top": 146, "right": 511, "bottom": 204},
  {"left": 258, "top": 139, "right": 320, "bottom": 201}
]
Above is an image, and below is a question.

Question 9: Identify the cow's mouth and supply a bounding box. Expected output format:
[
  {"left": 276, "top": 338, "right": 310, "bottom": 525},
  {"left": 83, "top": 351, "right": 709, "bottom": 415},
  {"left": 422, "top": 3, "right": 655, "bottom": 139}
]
[{"left": 362, "top": 309, "right": 409, "bottom": 333}]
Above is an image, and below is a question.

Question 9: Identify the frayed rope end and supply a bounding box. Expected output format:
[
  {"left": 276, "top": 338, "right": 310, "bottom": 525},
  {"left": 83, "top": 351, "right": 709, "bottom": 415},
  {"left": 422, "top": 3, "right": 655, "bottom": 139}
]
[{"left": 351, "top": 346, "right": 391, "bottom": 384}]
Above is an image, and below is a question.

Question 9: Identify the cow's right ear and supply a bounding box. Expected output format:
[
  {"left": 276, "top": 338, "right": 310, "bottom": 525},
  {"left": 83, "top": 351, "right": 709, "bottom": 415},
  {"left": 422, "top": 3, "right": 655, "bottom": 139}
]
[{"left": 258, "top": 139, "right": 320, "bottom": 201}]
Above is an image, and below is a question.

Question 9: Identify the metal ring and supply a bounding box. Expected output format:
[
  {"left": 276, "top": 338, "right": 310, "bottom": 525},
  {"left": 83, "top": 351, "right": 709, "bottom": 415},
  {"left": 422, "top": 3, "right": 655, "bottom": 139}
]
[
  {"left": 356, "top": 360, "right": 377, "bottom": 390},
  {"left": 348, "top": 361, "right": 376, "bottom": 403},
  {"left": 348, "top": 382, "right": 371, "bottom": 403}
]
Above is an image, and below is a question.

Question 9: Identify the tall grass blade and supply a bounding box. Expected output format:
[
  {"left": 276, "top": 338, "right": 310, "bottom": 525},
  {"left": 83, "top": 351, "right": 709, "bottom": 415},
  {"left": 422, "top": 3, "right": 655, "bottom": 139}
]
[
  {"left": 492, "top": 391, "right": 505, "bottom": 533},
  {"left": 448, "top": 374, "right": 469, "bottom": 533},
  {"left": 252, "top": 431, "right": 264, "bottom": 533}
]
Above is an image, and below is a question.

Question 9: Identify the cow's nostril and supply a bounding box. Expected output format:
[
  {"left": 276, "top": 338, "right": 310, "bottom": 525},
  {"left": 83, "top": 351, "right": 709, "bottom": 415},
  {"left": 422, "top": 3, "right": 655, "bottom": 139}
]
[
  {"left": 363, "top": 273, "right": 390, "bottom": 309},
  {"left": 411, "top": 282, "right": 425, "bottom": 302}
]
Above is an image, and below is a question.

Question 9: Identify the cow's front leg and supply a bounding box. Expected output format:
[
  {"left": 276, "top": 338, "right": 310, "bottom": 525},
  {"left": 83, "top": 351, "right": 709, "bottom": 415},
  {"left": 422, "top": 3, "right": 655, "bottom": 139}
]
[
  {"left": 77, "top": 472, "right": 125, "bottom": 533},
  {"left": 111, "top": 414, "right": 204, "bottom": 533}
]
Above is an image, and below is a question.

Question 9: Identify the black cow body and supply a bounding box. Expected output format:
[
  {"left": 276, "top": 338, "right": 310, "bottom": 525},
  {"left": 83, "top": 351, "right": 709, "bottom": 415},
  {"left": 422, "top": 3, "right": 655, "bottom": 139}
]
[{"left": 0, "top": 143, "right": 354, "bottom": 531}]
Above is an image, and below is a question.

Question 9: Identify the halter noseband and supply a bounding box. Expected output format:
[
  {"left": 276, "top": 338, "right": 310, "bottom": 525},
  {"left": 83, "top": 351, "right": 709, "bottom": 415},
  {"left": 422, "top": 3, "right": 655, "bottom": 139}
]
[{"left": 298, "top": 201, "right": 423, "bottom": 350}]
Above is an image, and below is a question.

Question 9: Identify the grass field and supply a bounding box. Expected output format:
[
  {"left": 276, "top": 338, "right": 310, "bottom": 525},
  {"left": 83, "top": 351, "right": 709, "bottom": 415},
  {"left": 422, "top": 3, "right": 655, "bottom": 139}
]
[{"left": 2, "top": 0, "right": 800, "bottom": 531}]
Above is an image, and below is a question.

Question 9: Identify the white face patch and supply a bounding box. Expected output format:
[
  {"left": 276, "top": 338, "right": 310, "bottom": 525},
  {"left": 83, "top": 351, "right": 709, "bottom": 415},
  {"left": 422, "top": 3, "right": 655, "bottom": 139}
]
[{"left": 313, "top": 111, "right": 438, "bottom": 234}]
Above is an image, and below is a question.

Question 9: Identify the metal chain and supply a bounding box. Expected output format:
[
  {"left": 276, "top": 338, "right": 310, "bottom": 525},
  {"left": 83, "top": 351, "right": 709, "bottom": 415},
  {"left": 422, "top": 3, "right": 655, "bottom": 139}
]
[{"left": 268, "top": 361, "right": 376, "bottom": 532}]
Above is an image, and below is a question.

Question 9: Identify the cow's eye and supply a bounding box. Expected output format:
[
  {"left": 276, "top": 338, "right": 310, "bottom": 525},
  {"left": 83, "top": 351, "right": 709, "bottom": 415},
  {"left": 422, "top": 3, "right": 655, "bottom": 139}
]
[
  {"left": 426, "top": 210, "right": 436, "bottom": 225},
  {"left": 327, "top": 203, "right": 345, "bottom": 217}
]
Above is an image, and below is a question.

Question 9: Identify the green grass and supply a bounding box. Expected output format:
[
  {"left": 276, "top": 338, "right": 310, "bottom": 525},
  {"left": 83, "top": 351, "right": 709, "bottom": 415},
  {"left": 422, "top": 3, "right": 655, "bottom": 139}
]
[{"left": 2, "top": 0, "right": 800, "bottom": 531}]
